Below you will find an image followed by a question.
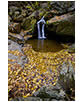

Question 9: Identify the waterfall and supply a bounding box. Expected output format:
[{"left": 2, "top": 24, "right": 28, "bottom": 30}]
[{"left": 37, "top": 16, "right": 46, "bottom": 39}]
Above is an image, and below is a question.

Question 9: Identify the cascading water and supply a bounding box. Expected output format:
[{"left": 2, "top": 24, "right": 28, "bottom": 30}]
[{"left": 37, "top": 16, "right": 46, "bottom": 39}]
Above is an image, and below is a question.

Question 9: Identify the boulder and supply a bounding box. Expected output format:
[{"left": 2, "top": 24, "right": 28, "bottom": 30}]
[
  {"left": 32, "top": 83, "right": 65, "bottom": 100},
  {"left": 59, "top": 62, "right": 75, "bottom": 79},
  {"left": 8, "top": 23, "right": 21, "bottom": 33},
  {"left": 8, "top": 32, "right": 24, "bottom": 40},
  {"left": 46, "top": 12, "right": 75, "bottom": 37},
  {"left": 8, "top": 40, "right": 28, "bottom": 68},
  {"left": 8, "top": 32, "right": 24, "bottom": 45},
  {"left": 58, "top": 61, "right": 75, "bottom": 100}
]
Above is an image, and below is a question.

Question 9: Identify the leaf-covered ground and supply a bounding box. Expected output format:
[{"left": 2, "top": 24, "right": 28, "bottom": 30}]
[{"left": 8, "top": 44, "right": 75, "bottom": 100}]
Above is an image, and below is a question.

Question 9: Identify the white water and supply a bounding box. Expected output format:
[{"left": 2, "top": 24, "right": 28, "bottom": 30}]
[{"left": 37, "top": 16, "right": 46, "bottom": 39}]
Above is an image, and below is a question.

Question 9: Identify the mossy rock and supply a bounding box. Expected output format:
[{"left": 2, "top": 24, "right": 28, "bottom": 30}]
[
  {"left": 46, "top": 13, "right": 75, "bottom": 37},
  {"left": 56, "top": 21, "right": 75, "bottom": 36},
  {"left": 22, "top": 17, "right": 36, "bottom": 33}
]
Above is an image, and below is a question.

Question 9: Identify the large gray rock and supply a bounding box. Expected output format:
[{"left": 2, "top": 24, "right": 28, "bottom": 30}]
[
  {"left": 59, "top": 61, "right": 75, "bottom": 81},
  {"left": 58, "top": 61, "right": 75, "bottom": 101},
  {"left": 32, "top": 83, "right": 65, "bottom": 100},
  {"left": 47, "top": 12, "right": 75, "bottom": 37},
  {"left": 8, "top": 40, "right": 28, "bottom": 68}
]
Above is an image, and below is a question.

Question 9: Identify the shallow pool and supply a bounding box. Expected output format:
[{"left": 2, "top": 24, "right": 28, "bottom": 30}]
[{"left": 26, "top": 39, "right": 64, "bottom": 52}]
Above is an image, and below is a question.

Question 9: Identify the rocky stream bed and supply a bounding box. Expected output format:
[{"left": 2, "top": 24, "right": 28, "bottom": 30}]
[{"left": 8, "top": 1, "right": 75, "bottom": 101}]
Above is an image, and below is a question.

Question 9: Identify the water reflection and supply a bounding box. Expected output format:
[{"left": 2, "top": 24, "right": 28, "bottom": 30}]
[
  {"left": 27, "top": 39, "right": 64, "bottom": 52},
  {"left": 37, "top": 39, "right": 44, "bottom": 51}
]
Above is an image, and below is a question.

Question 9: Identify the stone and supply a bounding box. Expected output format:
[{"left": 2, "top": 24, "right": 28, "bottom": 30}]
[
  {"left": 8, "top": 6, "right": 24, "bottom": 22},
  {"left": 59, "top": 89, "right": 65, "bottom": 97},
  {"left": 24, "top": 35, "right": 32, "bottom": 40},
  {"left": 58, "top": 61, "right": 75, "bottom": 99},
  {"left": 47, "top": 13, "right": 75, "bottom": 37},
  {"left": 8, "top": 23, "right": 21, "bottom": 33},
  {"left": 8, "top": 15, "right": 12, "bottom": 25},
  {"left": 14, "top": 11, "right": 20, "bottom": 16},
  {"left": 21, "top": 9, "right": 28, "bottom": 17},
  {"left": 8, "top": 40, "right": 22, "bottom": 52},
  {"left": 33, "top": 83, "right": 65, "bottom": 100},
  {"left": 8, "top": 6, "right": 21, "bottom": 17},
  {"left": 8, "top": 40, "right": 28, "bottom": 68},
  {"left": 68, "top": 43, "right": 75, "bottom": 53},
  {"left": 8, "top": 32, "right": 24, "bottom": 40},
  {"left": 13, "top": 15, "right": 23, "bottom": 22},
  {"left": 59, "top": 62, "right": 75, "bottom": 79}
]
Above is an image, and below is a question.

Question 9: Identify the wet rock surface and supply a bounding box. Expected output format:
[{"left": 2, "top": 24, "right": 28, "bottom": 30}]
[{"left": 8, "top": 40, "right": 28, "bottom": 68}]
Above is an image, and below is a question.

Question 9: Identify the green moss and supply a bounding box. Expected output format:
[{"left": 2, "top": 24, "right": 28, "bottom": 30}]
[
  {"left": 26, "top": 5, "right": 32, "bottom": 9},
  {"left": 46, "top": 21, "right": 49, "bottom": 24},
  {"left": 31, "top": 2, "right": 40, "bottom": 10},
  {"left": 47, "top": 1, "right": 51, "bottom": 9},
  {"left": 39, "top": 10, "right": 46, "bottom": 19},
  {"left": 31, "top": 19, "right": 36, "bottom": 32},
  {"left": 22, "top": 17, "right": 36, "bottom": 34},
  {"left": 39, "top": 12, "right": 43, "bottom": 17}
]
